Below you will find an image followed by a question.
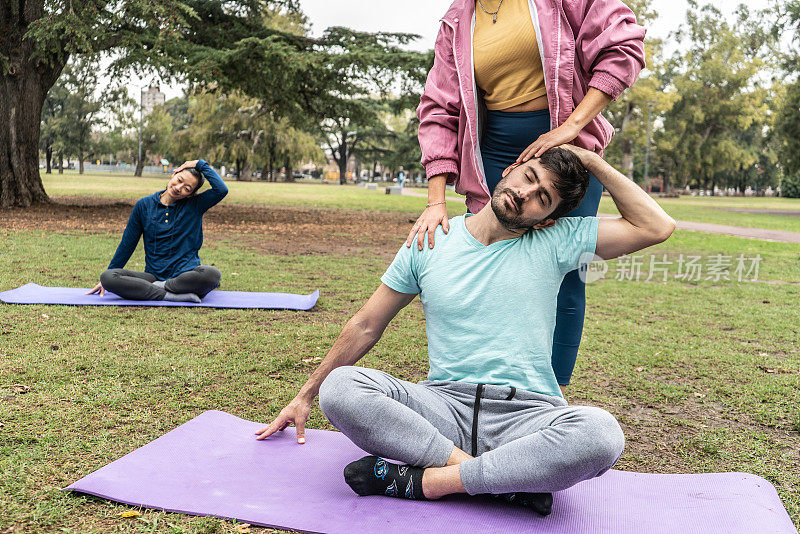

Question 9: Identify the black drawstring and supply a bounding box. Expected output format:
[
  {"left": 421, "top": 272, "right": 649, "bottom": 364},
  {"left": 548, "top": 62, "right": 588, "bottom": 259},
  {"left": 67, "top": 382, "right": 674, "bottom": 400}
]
[
  {"left": 471, "top": 384, "right": 484, "bottom": 458},
  {"left": 471, "top": 385, "right": 516, "bottom": 457}
]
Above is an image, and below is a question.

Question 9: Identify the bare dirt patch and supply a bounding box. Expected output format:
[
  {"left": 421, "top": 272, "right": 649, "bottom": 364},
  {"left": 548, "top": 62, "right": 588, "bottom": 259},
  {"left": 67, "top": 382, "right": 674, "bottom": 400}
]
[{"left": 0, "top": 196, "right": 416, "bottom": 259}]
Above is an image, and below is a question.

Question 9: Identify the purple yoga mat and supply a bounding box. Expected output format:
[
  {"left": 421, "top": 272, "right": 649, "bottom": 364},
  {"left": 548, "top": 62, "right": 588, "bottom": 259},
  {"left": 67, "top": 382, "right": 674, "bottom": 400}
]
[
  {"left": 66, "top": 411, "right": 796, "bottom": 534},
  {"left": 0, "top": 283, "right": 318, "bottom": 310}
]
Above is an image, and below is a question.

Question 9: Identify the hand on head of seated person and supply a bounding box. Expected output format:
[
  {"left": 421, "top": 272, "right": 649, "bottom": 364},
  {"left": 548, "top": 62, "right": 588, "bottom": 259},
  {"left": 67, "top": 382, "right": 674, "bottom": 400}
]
[{"left": 172, "top": 160, "right": 200, "bottom": 176}]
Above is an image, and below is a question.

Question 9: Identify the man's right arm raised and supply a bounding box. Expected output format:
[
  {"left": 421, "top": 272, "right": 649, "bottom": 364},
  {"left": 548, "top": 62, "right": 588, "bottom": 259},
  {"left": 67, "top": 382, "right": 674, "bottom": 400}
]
[
  {"left": 564, "top": 145, "right": 676, "bottom": 260},
  {"left": 255, "top": 284, "right": 417, "bottom": 444}
]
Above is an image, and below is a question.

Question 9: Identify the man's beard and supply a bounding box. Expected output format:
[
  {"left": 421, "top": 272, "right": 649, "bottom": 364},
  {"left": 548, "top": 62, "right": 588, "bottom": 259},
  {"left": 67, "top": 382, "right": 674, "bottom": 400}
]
[{"left": 490, "top": 185, "right": 543, "bottom": 231}]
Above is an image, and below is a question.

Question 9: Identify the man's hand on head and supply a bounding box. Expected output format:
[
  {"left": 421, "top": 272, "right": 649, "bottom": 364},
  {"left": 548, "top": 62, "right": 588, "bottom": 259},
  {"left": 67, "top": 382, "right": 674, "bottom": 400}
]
[{"left": 559, "top": 144, "right": 598, "bottom": 169}]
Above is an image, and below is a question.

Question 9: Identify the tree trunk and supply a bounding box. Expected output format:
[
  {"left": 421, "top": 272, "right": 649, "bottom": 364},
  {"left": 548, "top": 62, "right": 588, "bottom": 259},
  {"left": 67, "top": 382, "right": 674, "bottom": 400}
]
[
  {"left": 45, "top": 145, "right": 52, "bottom": 174},
  {"left": 240, "top": 160, "right": 252, "bottom": 181},
  {"left": 620, "top": 139, "right": 634, "bottom": 180},
  {"left": 78, "top": 149, "right": 85, "bottom": 174},
  {"left": 0, "top": 19, "right": 63, "bottom": 206},
  {"left": 337, "top": 138, "right": 348, "bottom": 185},
  {"left": 284, "top": 159, "right": 293, "bottom": 183},
  {"left": 338, "top": 157, "right": 348, "bottom": 185},
  {"left": 134, "top": 157, "right": 144, "bottom": 177},
  {"left": 57, "top": 153, "right": 63, "bottom": 174}
]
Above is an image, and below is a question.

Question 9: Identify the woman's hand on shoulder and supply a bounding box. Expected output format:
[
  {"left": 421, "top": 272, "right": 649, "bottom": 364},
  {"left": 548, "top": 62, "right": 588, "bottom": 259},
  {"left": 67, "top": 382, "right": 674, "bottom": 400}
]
[{"left": 405, "top": 203, "right": 449, "bottom": 251}]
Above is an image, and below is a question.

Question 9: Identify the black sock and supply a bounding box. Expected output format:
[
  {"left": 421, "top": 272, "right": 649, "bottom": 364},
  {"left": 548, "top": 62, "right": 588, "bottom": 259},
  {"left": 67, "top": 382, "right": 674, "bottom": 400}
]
[
  {"left": 344, "top": 456, "right": 427, "bottom": 500},
  {"left": 494, "top": 492, "right": 553, "bottom": 516}
]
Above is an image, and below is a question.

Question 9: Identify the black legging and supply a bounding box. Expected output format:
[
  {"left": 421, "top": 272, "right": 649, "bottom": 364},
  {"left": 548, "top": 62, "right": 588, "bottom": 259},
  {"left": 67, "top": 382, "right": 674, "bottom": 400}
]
[{"left": 100, "top": 265, "right": 221, "bottom": 301}]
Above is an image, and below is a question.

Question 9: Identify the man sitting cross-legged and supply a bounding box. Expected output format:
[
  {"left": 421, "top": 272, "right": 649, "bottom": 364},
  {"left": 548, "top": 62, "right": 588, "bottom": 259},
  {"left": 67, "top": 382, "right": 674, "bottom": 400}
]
[{"left": 256, "top": 145, "right": 676, "bottom": 515}]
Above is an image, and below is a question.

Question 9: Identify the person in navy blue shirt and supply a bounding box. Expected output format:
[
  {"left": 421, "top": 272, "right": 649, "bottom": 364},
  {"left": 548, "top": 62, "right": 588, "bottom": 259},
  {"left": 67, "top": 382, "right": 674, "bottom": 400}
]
[{"left": 88, "top": 159, "right": 228, "bottom": 302}]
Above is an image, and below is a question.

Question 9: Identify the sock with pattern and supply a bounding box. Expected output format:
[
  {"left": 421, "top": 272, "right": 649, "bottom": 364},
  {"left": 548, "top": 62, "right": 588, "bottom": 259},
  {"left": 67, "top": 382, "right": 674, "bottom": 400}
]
[{"left": 344, "top": 456, "right": 427, "bottom": 500}]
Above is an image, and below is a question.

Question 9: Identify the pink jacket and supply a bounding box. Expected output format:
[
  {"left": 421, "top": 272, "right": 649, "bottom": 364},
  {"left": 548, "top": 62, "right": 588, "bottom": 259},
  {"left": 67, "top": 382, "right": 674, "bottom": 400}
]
[{"left": 417, "top": 0, "right": 646, "bottom": 213}]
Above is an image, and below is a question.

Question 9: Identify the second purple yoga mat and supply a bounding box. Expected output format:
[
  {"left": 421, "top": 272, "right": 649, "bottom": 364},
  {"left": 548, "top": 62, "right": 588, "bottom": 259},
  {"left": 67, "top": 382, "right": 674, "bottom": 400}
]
[
  {"left": 65, "top": 410, "right": 796, "bottom": 534},
  {"left": 0, "top": 283, "right": 318, "bottom": 310}
]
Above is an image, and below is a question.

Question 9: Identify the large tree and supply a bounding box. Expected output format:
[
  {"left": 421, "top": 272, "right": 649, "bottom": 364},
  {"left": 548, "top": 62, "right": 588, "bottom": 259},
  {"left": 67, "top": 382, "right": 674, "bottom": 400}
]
[
  {"left": 0, "top": 0, "right": 348, "bottom": 207},
  {"left": 1, "top": 0, "right": 201, "bottom": 205},
  {"left": 773, "top": 0, "right": 800, "bottom": 181},
  {"left": 604, "top": 0, "right": 664, "bottom": 181},
  {"left": 656, "top": 2, "right": 769, "bottom": 193}
]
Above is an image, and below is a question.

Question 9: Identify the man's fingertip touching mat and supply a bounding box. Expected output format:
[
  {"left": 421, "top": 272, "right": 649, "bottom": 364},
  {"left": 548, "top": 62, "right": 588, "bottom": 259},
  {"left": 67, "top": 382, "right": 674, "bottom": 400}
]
[
  {"left": 65, "top": 410, "right": 796, "bottom": 534},
  {"left": 0, "top": 283, "right": 318, "bottom": 310}
]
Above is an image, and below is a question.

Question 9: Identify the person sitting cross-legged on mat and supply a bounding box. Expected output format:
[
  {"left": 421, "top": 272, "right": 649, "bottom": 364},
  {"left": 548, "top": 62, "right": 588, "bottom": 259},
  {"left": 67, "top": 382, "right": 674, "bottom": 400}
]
[
  {"left": 256, "top": 145, "right": 675, "bottom": 514},
  {"left": 87, "top": 159, "right": 228, "bottom": 303}
]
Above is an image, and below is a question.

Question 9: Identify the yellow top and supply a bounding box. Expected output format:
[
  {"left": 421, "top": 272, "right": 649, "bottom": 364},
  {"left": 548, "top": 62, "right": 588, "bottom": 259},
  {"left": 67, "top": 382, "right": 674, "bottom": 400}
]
[{"left": 473, "top": 0, "right": 547, "bottom": 110}]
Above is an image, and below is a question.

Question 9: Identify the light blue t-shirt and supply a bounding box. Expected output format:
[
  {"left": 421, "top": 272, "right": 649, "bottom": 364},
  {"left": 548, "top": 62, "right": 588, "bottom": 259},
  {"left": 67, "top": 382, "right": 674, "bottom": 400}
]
[{"left": 381, "top": 214, "right": 599, "bottom": 398}]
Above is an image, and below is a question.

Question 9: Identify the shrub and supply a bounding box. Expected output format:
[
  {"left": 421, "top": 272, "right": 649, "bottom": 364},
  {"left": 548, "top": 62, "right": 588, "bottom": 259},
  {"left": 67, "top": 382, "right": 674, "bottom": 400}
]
[{"left": 781, "top": 174, "right": 800, "bottom": 198}]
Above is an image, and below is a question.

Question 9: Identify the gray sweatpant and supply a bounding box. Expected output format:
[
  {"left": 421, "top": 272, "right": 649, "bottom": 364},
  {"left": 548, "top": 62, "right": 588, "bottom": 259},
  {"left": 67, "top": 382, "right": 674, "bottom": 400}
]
[{"left": 318, "top": 366, "right": 625, "bottom": 495}]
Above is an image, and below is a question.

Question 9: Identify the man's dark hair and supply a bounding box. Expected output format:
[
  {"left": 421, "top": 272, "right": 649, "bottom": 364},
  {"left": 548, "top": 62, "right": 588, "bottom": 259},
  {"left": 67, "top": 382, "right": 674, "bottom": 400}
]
[
  {"left": 538, "top": 147, "right": 590, "bottom": 220},
  {"left": 185, "top": 167, "right": 205, "bottom": 194}
]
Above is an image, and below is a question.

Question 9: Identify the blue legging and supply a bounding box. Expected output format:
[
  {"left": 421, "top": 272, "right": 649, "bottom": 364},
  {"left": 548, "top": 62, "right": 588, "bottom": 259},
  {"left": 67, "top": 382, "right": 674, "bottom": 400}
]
[{"left": 480, "top": 109, "right": 603, "bottom": 385}]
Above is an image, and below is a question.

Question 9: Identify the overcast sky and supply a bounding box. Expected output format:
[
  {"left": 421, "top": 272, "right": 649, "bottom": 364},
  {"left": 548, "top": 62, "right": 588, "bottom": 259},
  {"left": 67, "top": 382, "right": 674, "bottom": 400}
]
[{"left": 134, "top": 0, "right": 771, "bottom": 101}]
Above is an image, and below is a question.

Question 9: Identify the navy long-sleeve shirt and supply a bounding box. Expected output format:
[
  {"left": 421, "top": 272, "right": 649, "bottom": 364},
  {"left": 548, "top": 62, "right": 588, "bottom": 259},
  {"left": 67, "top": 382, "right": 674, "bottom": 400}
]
[{"left": 107, "top": 160, "right": 228, "bottom": 280}]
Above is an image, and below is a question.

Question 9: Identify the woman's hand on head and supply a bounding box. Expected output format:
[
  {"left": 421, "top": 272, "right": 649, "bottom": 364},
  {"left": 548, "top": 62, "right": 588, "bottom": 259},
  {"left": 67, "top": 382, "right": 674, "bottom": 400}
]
[
  {"left": 516, "top": 122, "right": 581, "bottom": 164},
  {"left": 406, "top": 203, "right": 449, "bottom": 251},
  {"left": 173, "top": 160, "right": 200, "bottom": 175},
  {"left": 86, "top": 282, "right": 105, "bottom": 296}
]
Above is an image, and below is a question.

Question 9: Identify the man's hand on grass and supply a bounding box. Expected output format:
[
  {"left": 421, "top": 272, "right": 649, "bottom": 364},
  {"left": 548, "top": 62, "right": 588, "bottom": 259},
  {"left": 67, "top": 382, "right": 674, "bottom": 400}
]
[{"left": 255, "top": 396, "right": 312, "bottom": 444}]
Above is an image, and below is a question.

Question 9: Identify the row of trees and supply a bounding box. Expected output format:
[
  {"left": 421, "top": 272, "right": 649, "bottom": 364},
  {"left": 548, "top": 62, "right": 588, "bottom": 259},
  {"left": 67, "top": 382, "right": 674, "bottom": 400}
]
[
  {"left": 1, "top": 0, "right": 429, "bottom": 206},
  {"left": 5, "top": 0, "right": 800, "bottom": 205},
  {"left": 604, "top": 0, "right": 796, "bottom": 195},
  {"left": 40, "top": 78, "right": 424, "bottom": 184}
]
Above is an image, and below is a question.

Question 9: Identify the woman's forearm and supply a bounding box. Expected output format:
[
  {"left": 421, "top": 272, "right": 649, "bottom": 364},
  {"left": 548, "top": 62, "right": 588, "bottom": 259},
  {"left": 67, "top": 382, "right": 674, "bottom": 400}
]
[
  {"left": 427, "top": 174, "right": 448, "bottom": 204},
  {"left": 196, "top": 159, "right": 228, "bottom": 194},
  {"left": 563, "top": 88, "right": 613, "bottom": 132}
]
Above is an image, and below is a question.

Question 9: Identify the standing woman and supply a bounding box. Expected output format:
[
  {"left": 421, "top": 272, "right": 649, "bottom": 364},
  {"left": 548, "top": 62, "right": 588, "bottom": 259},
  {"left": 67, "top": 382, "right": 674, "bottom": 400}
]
[
  {"left": 408, "top": 0, "right": 646, "bottom": 391},
  {"left": 88, "top": 159, "right": 228, "bottom": 303}
]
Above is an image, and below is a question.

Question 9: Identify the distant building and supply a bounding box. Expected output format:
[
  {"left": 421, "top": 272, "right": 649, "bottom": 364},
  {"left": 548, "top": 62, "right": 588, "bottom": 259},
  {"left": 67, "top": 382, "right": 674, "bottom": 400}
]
[{"left": 141, "top": 85, "right": 165, "bottom": 116}]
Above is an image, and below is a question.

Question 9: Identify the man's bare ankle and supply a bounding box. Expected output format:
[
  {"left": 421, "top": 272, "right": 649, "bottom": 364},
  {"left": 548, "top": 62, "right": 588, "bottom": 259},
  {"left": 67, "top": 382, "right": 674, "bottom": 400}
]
[
  {"left": 422, "top": 464, "right": 466, "bottom": 499},
  {"left": 445, "top": 447, "right": 473, "bottom": 466}
]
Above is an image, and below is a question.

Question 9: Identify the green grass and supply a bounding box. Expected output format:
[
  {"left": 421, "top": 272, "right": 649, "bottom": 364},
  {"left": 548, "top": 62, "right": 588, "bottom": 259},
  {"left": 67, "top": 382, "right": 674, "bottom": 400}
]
[
  {"left": 41, "top": 170, "right": 465, "bottom": 213},
  {"left": 44, "top": 170, "right": 800, "bottom": 231},
  {"left": 1, "top": 182, "right": 798, "bottom": 532},
  {"left": 600, "top": 195, "right": 800, "bottom": 233}
]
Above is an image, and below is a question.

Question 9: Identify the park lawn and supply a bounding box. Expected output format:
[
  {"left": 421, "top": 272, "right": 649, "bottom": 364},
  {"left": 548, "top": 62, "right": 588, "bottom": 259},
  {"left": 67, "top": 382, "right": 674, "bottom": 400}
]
[
  {"left": 0, "top": 198, "right": 798, "bottom": 532},
  {"left": 40, "top": 171, "right": 466, "bottom": 213},
  {"left": 42, "top": 170, "right": 800, "bottom": 230},
  {"left": 599, "top": 195, "right": 800, "bottom": 233}
]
